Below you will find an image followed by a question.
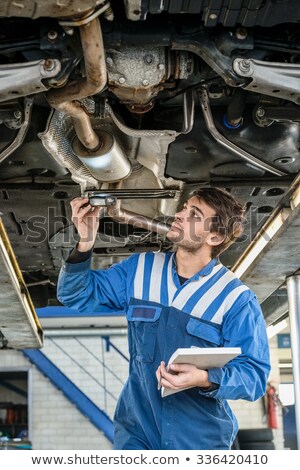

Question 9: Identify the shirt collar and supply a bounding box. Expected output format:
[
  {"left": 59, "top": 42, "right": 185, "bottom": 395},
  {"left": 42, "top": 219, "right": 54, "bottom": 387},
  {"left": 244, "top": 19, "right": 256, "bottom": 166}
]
[
  {"left": 172, "top": 253, "right": 219, "bottom": 280},
  {"left": 199, "top": 257, "right": 219, "bottom": 276}
]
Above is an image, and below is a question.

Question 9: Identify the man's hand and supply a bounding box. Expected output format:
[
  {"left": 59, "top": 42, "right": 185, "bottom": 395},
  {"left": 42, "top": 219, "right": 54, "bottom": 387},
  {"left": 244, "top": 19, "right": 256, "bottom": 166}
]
[
  {"left": 156, "top": 361, "right": 212, "bottom": 392},
  {"left": 71, "top": 197, "right": 101, "bottom": 252}
]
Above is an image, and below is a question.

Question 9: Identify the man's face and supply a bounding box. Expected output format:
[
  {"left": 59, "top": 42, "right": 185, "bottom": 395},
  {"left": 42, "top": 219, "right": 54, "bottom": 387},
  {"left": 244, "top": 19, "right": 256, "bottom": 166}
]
[{"left": 167, "top": 196, "right": 220, "bottom": 252}]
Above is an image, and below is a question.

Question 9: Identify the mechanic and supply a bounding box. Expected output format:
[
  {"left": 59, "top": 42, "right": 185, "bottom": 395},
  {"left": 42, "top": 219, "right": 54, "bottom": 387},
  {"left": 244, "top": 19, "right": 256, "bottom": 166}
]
[{"left": 57, "top": 188, "right": 270, "bottom": 450}]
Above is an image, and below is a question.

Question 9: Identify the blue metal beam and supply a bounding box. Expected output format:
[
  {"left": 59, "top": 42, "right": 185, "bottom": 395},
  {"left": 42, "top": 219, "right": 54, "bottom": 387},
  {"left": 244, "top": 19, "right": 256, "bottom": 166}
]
[{"left": 22, "top": 349, "right": 113, "bottom": 443}]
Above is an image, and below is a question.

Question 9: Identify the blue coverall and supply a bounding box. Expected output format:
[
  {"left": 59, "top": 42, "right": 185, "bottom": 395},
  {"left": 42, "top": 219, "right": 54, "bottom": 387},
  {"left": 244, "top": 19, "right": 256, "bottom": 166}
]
[{"left": 57, "top": 252, "right": 270, "bottom": 450}]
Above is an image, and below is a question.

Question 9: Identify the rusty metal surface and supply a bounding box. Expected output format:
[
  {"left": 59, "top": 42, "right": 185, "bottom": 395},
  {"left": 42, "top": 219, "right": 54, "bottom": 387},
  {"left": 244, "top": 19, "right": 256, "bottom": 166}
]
[
  {"left": 0, "top": 0, "right": 101, "bottom": 19},
  {"left": 235, "top": 174, "right": 300, "bottom": 304},
  {"left": 47, "top": 17, "right": 107, "bottom": 150},
  {"left": 239, "top": 204, "right": 300, "bottom": 304},
  {"left": 0, "top": 217, "right": 43, "bottom": 349}
]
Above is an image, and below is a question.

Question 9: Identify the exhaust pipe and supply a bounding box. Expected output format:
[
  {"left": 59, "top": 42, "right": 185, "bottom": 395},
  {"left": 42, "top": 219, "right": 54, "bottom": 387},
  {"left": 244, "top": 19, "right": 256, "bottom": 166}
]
[
  {"left": 47, "top": 16, "right": 131, "bottom": 182},
  {"left": 47, "top": 17, "right": 106, "bottom": 151},
  {"left": 107, "top": 202, "right": 171, "bottom": 236}
]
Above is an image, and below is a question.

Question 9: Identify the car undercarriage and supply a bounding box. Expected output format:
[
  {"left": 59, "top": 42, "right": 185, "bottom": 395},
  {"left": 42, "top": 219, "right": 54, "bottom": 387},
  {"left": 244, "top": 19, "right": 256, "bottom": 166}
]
[{"left": 0, "top": 0, "right": 300, "bottom": 347}]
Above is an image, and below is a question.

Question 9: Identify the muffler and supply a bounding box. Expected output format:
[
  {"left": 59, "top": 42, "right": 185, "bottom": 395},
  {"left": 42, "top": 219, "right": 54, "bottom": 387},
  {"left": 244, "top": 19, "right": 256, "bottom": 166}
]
[{"left": 72, "top": 130, "right": 131, "bottom": 182}]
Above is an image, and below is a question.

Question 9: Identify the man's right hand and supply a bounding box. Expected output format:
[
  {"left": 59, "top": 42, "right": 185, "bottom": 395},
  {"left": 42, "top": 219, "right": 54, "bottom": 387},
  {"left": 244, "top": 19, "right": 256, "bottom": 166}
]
[{"left": 70, "top": 197, "right": 101, "bottom": 252}]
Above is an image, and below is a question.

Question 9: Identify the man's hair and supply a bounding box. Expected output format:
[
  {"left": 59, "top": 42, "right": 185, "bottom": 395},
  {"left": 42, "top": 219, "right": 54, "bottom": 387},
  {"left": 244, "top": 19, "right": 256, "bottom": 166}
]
[{"left": 193, "top": 187, "right": 246, "bottom": 257}]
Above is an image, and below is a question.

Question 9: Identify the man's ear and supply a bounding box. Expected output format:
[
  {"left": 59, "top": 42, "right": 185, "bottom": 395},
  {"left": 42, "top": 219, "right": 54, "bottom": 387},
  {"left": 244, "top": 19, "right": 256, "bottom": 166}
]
[{"left": 206, "top": 232, "right": 224, "bottom": 248}]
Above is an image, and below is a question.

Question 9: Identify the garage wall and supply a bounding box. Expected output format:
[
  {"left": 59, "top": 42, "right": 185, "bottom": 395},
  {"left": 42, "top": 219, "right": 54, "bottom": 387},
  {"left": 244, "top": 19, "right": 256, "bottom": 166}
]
[
  {"left": 31, "top": 366, "right": 112, "bottom": 450},
  {"left": 40, "top": 335, "right": 129, "bottom": 420},
  {"left": 0, "top": 332, "right": 285, "bottom": 450},
  {"left": 229, "top": 335, "right": 285, "bottom": 449},
  {"left": 0, "top": 349, "right": 113, "bottom": 449}
]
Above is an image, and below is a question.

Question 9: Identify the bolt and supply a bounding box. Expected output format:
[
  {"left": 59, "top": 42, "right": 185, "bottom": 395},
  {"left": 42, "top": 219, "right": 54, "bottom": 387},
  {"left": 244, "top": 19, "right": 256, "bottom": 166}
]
[
  {"left": 103, "top": 6, "right": 114, "bottom": 22},
  {"left": 118, "top": 76, "right": 126, "bottom": 84},
  {"left": 43, "top": 59, "right": 55, "bottom": 71},
  {"left": 144, "top": 54, "right": 153, "bottom": 64},
  {"left": 14, "top": 110, "right": 22, "bottom": 119},
  {"left": 256, "top": 107, "right": 265, "bottom": 117},
  {"left": 64, "top": 26, "right": 74, "bottom": 36},
  {"left": 235, "top": 28, "right": 247, "bottom": 40},
  {"left": 142, "top": 79, "right": 149, "bottom": 86},
  {"left": 238, "top": 59, "right": 250, "bottom": 72},
  {"left": 47, "top": 30, "right": 58, "bottom": 41}
]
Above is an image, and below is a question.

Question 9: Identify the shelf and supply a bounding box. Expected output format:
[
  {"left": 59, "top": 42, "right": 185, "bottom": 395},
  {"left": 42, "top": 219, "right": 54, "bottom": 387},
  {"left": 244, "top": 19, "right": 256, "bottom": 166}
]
[{"left": 0, "top": 423, "right": 27, "bottom": 427}]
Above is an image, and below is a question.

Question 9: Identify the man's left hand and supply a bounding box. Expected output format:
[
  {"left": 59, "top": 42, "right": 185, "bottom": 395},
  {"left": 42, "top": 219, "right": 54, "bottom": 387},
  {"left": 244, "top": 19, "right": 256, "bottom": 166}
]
[{"left": 156, "top": 361, "right": 212, "bottom": 391}]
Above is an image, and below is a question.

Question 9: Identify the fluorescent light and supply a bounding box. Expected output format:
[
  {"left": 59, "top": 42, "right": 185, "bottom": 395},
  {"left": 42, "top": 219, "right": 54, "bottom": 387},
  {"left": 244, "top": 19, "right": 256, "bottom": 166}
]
[
  {"left": 233, "top": 181, "right": 300, "bottom": 279},
  {"left": 233, "top": 208, "right": 291, "bottom": 278},
  {"left": 267, "top": 319, "right": 288, "bottom": 338},
  {"left": 291, "top": 184, "right": 300, "bottom": 209}
]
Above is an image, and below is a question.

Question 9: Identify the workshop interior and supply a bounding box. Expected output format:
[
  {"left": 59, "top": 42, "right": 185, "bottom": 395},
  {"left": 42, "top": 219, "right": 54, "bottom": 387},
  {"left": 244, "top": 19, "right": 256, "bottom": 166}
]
[{"left": 0, "top": 0, "right": 299, "bottom": 450}]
